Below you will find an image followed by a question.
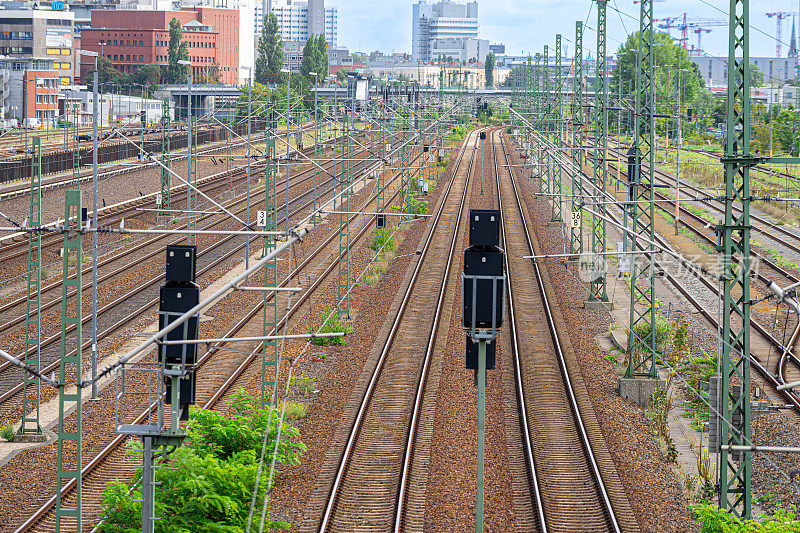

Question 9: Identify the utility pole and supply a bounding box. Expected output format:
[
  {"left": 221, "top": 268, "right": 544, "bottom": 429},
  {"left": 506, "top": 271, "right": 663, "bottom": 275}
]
[
  {"left": 587, "top": 0, "right": 610, "bottom": 307},
  {"left": 625, "top": 0, "right": 658, "bottom": 379},
  {"left": 719, "top": 0, "right": 753, "bottom": 518}
]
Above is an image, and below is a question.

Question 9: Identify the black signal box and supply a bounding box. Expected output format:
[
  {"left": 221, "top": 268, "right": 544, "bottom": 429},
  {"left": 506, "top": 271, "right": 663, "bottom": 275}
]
[
  {"left": 466, "top": 336, "right": 496, "bottom": 369},
  {"left": 158, "top": 284, "right": 200, "bottom": 367},
  {"left": 166, "top": 244, "right": 197, "bottom": 283},
  {"left": 159, "top": 283, "right": 200, "bottom": 410},
  {"left": 462, "top": 246, "right": 504, "bottom": 330},
  {"left": 480, "top": 131, "right": 486, "bottom": 140},
  {"left": 377, "top": 214, "right": 386, "bottom": 228},
  {"left": 469, "top": 209, "right": 500, "bottom": 248}
]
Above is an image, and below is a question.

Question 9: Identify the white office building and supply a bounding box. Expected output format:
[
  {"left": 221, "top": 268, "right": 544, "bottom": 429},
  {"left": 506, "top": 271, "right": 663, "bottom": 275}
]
[
  {"left": 412, "top": 0, "right": 479, "bottom": 62},
  {"left": 253, "top": 0, "right": 337, "bottom": 47}
]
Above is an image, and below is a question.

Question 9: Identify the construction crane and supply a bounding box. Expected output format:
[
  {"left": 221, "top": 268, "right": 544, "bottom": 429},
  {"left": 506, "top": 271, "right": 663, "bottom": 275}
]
[
  {"left": 657, "top": 13, "right": 726, "bottom": 52},
  {"left": 766, "top": 12, "right": 794, "bottom": 57}
]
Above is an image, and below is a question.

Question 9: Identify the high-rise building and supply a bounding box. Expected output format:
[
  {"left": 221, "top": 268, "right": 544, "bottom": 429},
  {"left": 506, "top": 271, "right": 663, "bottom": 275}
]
[
  {"left": 253, "top": 0, "right": 336, "bottom": 46},
  {"left": 412, "top": 0, "right": 478, "bottom": 62},
  {"left": 0, "top": 2, "right": 75, "bottom": 84}
]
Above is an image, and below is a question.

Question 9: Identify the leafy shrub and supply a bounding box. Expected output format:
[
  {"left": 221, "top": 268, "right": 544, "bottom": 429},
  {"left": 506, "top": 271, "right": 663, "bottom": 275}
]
[
  {"left": 306, "top": 308, "right": 352, "bottom": 346},
  {"left": 370, "top": 228, "right": 396, "bottom": 252},
  {"left": 98, "top": 390, "right": 304, "bottom": 533},
  {"left": 1, "top": 422, "right": 13, "bottom": 442},
  {"left": 693, "top": 502, "right": 800, "bottom": 532},
  {"left": 407, "top": 196, "right": 429, "bottom": 216}
]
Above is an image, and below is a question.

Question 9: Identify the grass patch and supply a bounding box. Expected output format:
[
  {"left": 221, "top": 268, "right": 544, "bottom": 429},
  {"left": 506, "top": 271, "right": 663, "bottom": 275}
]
[
  {"left": 282, "top": 402, "right": 307, "bottom": 421},
  {"left": 306, "top": 308, "right": 352, "bottom": 346},
  {"left": 290, "top": 374, "right": 317, "bottom": 397}
]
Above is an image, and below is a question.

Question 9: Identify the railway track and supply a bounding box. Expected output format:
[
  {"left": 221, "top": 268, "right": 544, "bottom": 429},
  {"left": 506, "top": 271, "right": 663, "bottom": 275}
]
[
  {"left": 309, "top": 128, "right": 480, "bottom": 532},
  {"left": 0, "top": 140, "right": 405, "bottom": 420},
  {"left": 495, "top": 131, "right": 635, "bottom": 532},
  {"left": 11, "top": 126, "right": 421, "bottom": 533},
  {"left": 0, "top": 130, "right": 342, "bottom": 259},
  {"left": 546, "top": 135, "right": 800, "bottom": 412}
]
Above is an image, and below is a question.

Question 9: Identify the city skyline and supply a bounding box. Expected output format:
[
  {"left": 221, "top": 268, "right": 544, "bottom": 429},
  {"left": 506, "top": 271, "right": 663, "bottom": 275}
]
[{"left": 335, "top": 0, "right": 800, "bottom": 61}]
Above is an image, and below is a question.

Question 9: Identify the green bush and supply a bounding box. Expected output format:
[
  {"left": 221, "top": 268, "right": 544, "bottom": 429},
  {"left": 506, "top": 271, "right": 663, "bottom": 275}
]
[
  {"left": 1, "top": 422, "right": 13, "bottom": 442},
  {"left": 98, "top": 390, "right": 304, "bottom": 532},
  {"left": 370, "top": 228, "right": 396, "bottom": 252},
  {"left": 630, "top": 312, "right": 672, "bottom": 355},
  {"left": 290, "top": 374, "right": 316, "bottom": 397},
  {"left": 306, "top": 308, "right": 352, "bottom": 346},
  {"left": 693, "top": 502, "right": 800, "bottom": 532},
  {"left": 407, "top": 196, "right": 429, "bottom": 216}
]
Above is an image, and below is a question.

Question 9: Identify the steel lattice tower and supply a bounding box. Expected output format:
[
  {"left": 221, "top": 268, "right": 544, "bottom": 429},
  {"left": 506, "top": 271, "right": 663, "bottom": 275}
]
[
  {"left": 570, "top": 21, "right": 585, "bottom": 258},
  {"left": 589, "top": 0, "right": 610, "bottom": 303},
  {"left": 626, "top": 0, "right": 658, "bottom": 378},
  {"left": 719, "top": 0, "right": 753, "bottom": 517}
]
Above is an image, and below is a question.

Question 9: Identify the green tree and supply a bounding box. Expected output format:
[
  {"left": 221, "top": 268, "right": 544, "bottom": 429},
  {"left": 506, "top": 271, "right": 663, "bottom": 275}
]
[
  {"left": 485, "top": 52, "right": 495, "bottom": 88},
  {"left": 255, "top": 13, "right": 284, "bottom": 84},
  {"left": 300, "top": 34, "right": 328, "bottom": 85},
  {"left": 84, "top": 55, "right": 121, "bottom": 87},
  {"left": 749, "top": 63, "right": 765, "bottom": 87},
  {"left": 611, "top": 30, "right": 711, "bottom": 135},
  {"left": 166, "top": 17, "right": 189, "bottom": 83}
]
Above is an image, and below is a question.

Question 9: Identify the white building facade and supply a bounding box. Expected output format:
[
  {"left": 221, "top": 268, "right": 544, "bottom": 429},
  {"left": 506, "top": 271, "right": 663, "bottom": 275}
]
[
  {"left": 253, "top": 0, "right": 337, "bottom": 47},
  {"left": 412, "top": 0, "right": 479, "bottom": 62}
]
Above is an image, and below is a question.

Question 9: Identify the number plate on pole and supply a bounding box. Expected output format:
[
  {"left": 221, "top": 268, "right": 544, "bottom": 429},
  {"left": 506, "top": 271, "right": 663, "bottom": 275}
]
[
  {"left": 155, "top": 193, "right": 162, "bottom": 206},
  {"left": 257, "top": 211, "right": 267, "bottom": 228},
  {"left": 570, "top": 211, "right": 581, "bottom": 228}
]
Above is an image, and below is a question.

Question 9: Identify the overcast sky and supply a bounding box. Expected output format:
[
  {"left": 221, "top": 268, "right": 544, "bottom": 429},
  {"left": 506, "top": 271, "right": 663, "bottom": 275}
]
[{"left": 334, "top": 0, "right": 800, "bottom": 60}]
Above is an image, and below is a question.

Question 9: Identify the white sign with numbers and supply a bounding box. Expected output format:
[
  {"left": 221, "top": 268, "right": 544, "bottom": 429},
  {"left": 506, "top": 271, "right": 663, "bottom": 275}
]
[
  {"left": 438, "top": 149, "right": 444, "bottom": 157},
  {"left": 155, "top": 193, "right": 162, "bottom": 206},
  {"left": 570, "top": 211, "right": 581, "bottom": 228},
  {"left": 257, "top": 211, "right": 267, "bottom": 228},
  {"left": 428, "top": 153, "right": 435, "bottom": 163}
]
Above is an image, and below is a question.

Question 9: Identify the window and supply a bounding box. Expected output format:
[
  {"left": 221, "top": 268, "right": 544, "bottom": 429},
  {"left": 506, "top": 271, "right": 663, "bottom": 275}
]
[
  {"left": 126, "top": 40, "right": 131, "bottom": 46},
  {"left": 61, "top": 48, "right": 70, "bottom": 55},
  {"left": 139, "top": 55, "right": 143, "bottom": 61},
  {"left": 114, "top": 40, "right": 118, "bottom": 45},
  {"left": 61, "top": 76, "right": 70, "bottom": 85},
  {"left": 126, "top": 55, "right": 131, "bottom": 61},
  {"left": 60, "top": 62, "right": 71, "bottom": 69},
  {"left": 46, "top": 48, "right": 61, "bottom": 55},
  {"left": 53, "top": 62, "right": 60, "bottom": 69},
  {"left": 114, "top": 54, "right": 118, "bottom": 61}
]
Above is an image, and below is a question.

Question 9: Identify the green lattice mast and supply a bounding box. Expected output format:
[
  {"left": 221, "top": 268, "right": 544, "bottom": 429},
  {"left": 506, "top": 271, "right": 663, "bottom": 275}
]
[
  {"left": 626, "top": 0, "right": 658, "bottom": 377},
  {"left": 159, "top": 100, "right": 171, "bottom": 218},
  {"left": 570, "top": 21, "right": 584, "bottom": 258},
  {"left": 589, "top": 0, "right": 609, "bottom": 304},
  {"left": 551, "top": 36, "right": 563, "bottom": 223},
  {"left": 20, "top": 137, "right": 42, "bottom": 436},
  {"left": 719, "top": 0, "right": 752, "bottom": 517},
  {"left": 261, "top": 135, "right": 278, "bottom": 408}
]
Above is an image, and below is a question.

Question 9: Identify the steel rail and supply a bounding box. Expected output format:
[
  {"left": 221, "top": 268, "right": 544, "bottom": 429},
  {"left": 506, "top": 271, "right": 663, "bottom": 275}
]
[
  {"left": 498, "top": 132, "right": 621, "bottom": 532},
  {"left": 319, "top": 128, "right": 480, "bottom": 532}
]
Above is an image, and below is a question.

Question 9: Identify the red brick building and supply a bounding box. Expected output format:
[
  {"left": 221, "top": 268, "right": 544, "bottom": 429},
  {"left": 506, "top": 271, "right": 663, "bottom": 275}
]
[
  {"left": 80, "top": 8, "right": 239, "bottom": 84},
  {"left": 23, "top": 70, "right": 60, "bottom": 123}
]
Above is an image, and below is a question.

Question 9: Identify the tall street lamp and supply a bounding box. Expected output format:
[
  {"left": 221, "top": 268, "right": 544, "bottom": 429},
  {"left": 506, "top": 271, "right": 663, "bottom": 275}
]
[
  {"left": 78, "top": 49, "right": 100, "bottom": 398},
  {"left": 177, "top": 59, "right": 193, "bottom": 243}
]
